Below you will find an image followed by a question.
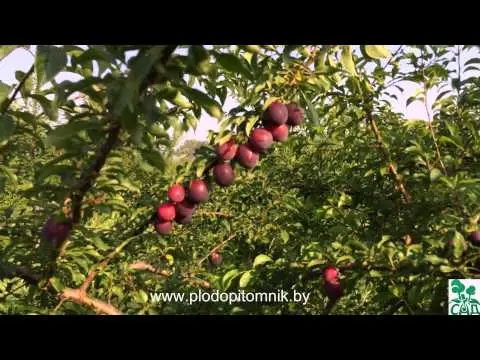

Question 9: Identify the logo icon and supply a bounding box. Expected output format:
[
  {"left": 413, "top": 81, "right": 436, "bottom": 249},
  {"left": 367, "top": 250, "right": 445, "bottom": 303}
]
[{"left": 448, "top": 279, "right": 480, "bottom": 315}]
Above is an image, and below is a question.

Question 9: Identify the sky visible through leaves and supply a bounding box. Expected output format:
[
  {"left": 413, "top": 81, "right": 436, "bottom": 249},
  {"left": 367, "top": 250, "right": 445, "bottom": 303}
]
[{"left": 1, "top": 45, "right": 478, "bottom": 145}]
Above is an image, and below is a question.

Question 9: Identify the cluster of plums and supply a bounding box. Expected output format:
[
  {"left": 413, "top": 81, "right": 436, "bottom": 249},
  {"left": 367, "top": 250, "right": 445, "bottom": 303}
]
[{"left": 154, "top": 101, "right": 304, "bottom": 265}]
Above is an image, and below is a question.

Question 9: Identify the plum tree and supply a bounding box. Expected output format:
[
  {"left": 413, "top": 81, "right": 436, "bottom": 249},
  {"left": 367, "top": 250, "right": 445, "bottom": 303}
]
[
  {"left": 213, "top": 163, "right": 235, "bottom": 186},
  {"left": 248, "top": 128, "right": 273, "bottom": 153},
  {"left": 236, "top": 144, "right": 260, "bottom": 169},
  {"left": 2, "top": 45, "right": 480, "bottom": 316}
]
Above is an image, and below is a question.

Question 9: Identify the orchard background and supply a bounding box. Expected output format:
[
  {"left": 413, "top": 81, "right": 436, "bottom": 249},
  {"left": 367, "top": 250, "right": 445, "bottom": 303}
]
[{"left": 1, "top": 45, "right": 480, "bottom": 315}]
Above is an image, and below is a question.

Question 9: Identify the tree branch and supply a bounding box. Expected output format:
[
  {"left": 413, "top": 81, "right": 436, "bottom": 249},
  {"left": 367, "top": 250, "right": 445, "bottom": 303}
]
[
  {"left": 129, "top": 261, "right": 211, "bottom": 288},
  {"left": 129, "top": 261, "right": 172, "bottom": 277},
  {"left": 0, "top": 264, "right": 41, "bottom": 286},
  {"left": 70, "top": 121, "right": 121, "bottom": 224},
  {"left": 59, "top": 287, "right": 122, "bottom": 315},
  {"left": 367, "top": 112, "right": 413, "bottom": 204},
  {"left": 80, "top": 231, "right": 147, "bottom": 293},
  {"left": 0, "top": 64, "right": 34, "bottom": 115}
]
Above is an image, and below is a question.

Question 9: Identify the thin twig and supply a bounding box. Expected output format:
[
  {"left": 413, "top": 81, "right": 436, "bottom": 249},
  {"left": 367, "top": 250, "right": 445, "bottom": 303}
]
[
  {"left": 129, "top": 261, "right": 172, "bottom": 277},
  {"left": 0, "top": 64, "right": 34, "bottom": 115},
  {"left": 52, "top": 298, "right": 66, "bottom": 314},
  {"left": 198, "top": 234, "right": 236, "bottom": 266},
  {"left": 80, "top": 232, "right": 144, "bottom": 293},
  {"left": 129, "top": 261, "right": 211, "bottom": 288},
  {"left": 368, "top": 113, "right": 413, "bottom": 203}
]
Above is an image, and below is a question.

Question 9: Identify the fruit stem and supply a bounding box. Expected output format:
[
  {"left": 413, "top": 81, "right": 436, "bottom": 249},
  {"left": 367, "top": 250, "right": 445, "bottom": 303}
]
[{"left": 197, "top": 234, "right": 236, "bottom": 266}]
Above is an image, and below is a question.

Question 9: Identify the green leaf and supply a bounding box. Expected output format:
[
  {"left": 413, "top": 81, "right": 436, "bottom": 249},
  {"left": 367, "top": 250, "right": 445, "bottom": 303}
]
[
  {"left": 222, "top": 269, "right": 240, "bottom": 290},
  {"left": 182, "top": 87, "right": 223, "bottom": 119},
  {"left": 114, "top": 46, "right": 165, "bottom": 116},
  {"left": 452, "top": 231, "right": 466, "bottom": 260},
  {"left": 133, "top": 290, "right": 149, "bottom": 305},
  {"left": 0, "top": 114, "right": 15, "bottom": 141},
  {"left": 0, "top": 165, "right": 18, "bottom": 189},
  {"left": 425, "top": 255, "right": 449, "bottom": 265},
  {"left": 340, "top": 46, "right": 357, "bottom": 76},
  {"left": 440, "top": 265, "right": 455, "bottom": 273},
  {"left": 214, "top": 52, "right": 253, "bottom": 80},
  {"left": 141, "top": 150, "right": 165, "bottom": 172},
  {"left": 89, "top": 236, "right": 111, "bottom": 251},
  {"left": 253, "top": 254, "right": 273, "bottom": 268},
  {"left": 301, "top": 90, "right": 319, "bottom": 126},
  {"left": 0, "top": 81, "right": 11, "bottom": 105},
  {"left": 280, "top": 230, "right": 289, "bottom": 243},
  {"left": 389, "top": 284, "right": 405, "bottom": 298},
  {"left": 406, "top": 96, "right": 420, "bottom": 107},
  {"left": 35, "top": 45, "right": 67, "bottom": 86},
  {"left": 439, "top": 136, "right": 464, "bottom": 150},
  {"left": 369, "top": 270, "right": 383, "bottom": 278},
  {"left": 165, "top": 254, "right": 174, "bottom": 265},
  {"left": 239, "top": 271, "right": 253, "bottom": 288},
  {"left": 263, "top": 97, "right": 282, "bottom": 111},
  {"left": 49, "top": 277, "right": 64, "bottom": 292},
  {"left": 74, "top": 258, "right": 90, "bottom": 273},
  {"left": 464, "top": 58, "right": 480, "bottom": 66},
  {"left": 430, "top": 168, "right": 443, "bottom": 182},
  {"left": 29, "top": 94, "right": 58, "bottom": 121},
  {"left": 45, "top": 120, "right": 103, "bottom": 147},
  {"left": 243, "top": 45, "right": 261, "bottom": 54},
  {"left": 363, "top": 45, "right": 391, "bottom": 60},
  {"left": 336, "top": 255, "right": 355, "bottom": 264},
  {"left": 245, "top": 115, "right": 258, "bottom": 136},
  {"left": 188, "top": 45, "right": 211, "bottom": 74},
  {"left": 307, "top": 259, "right": 323, "bottom": 268}
]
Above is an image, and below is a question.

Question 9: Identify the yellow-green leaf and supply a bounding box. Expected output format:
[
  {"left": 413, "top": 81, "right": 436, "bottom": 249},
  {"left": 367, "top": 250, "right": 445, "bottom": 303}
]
[
  {"left": 239, "top": 271, "right": 253, "bottom": 288},
  {"left": 253, "top": 254, "right": 273, "bottom": 268},
  {"left": 364, "top": 45, "right": 391, "bottom": 60},
  {"left": 263, "top": 97, "right": 282, "bottom": 110},
  {"left": 245, "top": 115, "right": 259, "bottom": 136},
  {"left": 341, "top": 46, "right": 357, "bottom": 76}
]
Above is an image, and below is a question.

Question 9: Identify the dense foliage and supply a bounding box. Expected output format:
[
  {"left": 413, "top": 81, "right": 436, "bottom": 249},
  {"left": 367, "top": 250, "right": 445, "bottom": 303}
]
[{"left": 1, "top": 45, "right": 480, "bottom": 315}]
